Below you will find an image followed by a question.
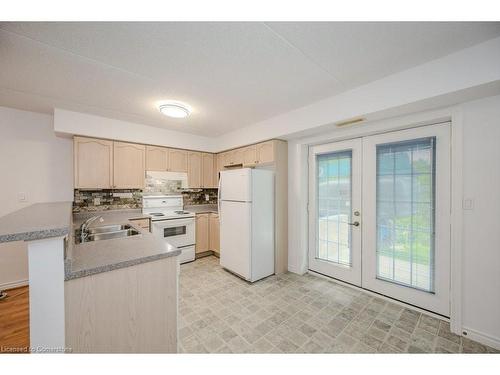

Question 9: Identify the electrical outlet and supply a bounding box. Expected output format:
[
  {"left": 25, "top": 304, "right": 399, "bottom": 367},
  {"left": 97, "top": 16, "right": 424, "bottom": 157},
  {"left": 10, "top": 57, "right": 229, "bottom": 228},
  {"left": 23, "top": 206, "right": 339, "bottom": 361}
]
[
  {"left": 18, "top": 192, "right": 27, "bottom": 202},
  {"left": 93, "top": 197, "right": 101, "bottom": 206},
  {"left": 205, "top": 194, "right": 210, "bottom": 202}
]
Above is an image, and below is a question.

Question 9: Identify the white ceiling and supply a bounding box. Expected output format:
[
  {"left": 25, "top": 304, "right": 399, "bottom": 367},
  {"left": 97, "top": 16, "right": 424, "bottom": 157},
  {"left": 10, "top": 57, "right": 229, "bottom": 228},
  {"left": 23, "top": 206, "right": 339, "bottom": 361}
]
[{"left": 1, "top": 22, "right": 499, "bottom": 136}]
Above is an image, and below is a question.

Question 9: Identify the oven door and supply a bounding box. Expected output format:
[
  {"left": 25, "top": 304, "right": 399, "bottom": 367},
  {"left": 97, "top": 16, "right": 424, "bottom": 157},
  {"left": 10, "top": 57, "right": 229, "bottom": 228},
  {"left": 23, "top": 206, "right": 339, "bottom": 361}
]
[{"left": 151, "top": 218, "right": 195, "bottom": 248}]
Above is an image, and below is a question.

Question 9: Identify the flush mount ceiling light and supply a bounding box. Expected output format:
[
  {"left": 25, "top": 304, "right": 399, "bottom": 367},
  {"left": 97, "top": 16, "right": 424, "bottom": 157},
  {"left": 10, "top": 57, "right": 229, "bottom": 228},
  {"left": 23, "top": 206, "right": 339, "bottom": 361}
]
[{"left": 158, "top": 102, "right": 191, "bottom": 119}]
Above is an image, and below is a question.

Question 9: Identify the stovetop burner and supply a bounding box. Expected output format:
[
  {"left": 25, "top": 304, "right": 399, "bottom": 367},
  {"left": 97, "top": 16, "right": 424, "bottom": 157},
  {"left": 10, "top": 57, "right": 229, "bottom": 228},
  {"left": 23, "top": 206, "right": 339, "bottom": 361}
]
[
  {"left": 174, "top": 210, "right": 191, "bottom": 215},
  {"left": 149, "top": 212, "right": 166, "bottom": 217}
]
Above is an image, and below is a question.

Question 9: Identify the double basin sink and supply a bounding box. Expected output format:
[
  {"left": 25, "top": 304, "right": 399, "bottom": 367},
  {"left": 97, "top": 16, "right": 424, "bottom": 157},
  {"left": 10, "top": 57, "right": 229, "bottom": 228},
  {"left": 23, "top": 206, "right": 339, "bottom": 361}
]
[{"left": 76, "top": 224, "right": 140, "bottom": 244}]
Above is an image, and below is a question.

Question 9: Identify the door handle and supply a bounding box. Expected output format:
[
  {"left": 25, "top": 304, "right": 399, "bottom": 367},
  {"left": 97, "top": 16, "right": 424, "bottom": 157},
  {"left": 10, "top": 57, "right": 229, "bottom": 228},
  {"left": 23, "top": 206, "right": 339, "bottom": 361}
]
[{"left": 348, "top": 221, "right": 360, "bottom": 227}]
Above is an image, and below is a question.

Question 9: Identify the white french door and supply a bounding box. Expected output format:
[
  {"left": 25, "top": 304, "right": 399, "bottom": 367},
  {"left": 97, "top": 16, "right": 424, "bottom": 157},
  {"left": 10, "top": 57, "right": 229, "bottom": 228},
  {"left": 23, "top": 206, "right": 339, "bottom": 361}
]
[
  {"left": 308, "top": 139, "right": 363, "bottom": 286},
  {"left": 309, "top": 123, "right": 451, "bottom": 316}
]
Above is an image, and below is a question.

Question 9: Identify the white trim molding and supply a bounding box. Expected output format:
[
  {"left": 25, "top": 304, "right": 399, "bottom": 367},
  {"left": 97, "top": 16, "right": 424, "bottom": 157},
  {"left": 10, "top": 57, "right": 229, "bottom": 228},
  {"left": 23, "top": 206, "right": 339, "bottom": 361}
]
[
  {"left": 462, "top": 326, "right": 500, "bottom": 351},
  {"left": 449, "top": 107, "right": 464, "bottom": 335},
  {"left": 0, "top": 279, "right": 28, "bottom": 290},
  {"left": 289, "top": 104, "right": 467, "bottom": 332}
]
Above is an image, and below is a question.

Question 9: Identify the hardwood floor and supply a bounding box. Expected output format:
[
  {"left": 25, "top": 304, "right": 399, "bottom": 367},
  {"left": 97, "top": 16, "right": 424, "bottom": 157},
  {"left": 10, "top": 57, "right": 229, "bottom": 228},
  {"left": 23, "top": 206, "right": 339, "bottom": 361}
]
[{"left": 0, "top": 286, "right": 30, "bottom": 353}]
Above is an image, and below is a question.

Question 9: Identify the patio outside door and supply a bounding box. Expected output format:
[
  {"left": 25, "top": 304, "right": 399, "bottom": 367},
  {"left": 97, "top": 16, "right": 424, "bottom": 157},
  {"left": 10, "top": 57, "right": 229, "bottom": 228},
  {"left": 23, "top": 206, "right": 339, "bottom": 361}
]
[
  {"left": 308, "top": 138, "right": 363, "bottom": 286},
  {"left": 308, "top": 123, "right": 451, "bottom": 316}
]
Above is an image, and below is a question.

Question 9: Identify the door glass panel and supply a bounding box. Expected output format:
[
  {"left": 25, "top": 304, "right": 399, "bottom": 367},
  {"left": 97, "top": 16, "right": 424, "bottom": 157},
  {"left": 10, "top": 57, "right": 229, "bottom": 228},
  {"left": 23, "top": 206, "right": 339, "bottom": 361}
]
[
  {"left": 376, "top": 137, "right": 435, "bottom": 292},
  {"left": 316, "top": 150, "right": 352, "bottom": 266}
]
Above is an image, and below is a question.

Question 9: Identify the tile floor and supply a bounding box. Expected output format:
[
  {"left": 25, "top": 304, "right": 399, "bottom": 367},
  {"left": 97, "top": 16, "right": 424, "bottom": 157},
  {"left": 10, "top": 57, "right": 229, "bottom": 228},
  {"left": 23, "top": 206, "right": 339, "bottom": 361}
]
[{"left": 178, "top": 256, "right": 498, "bottom": 354}]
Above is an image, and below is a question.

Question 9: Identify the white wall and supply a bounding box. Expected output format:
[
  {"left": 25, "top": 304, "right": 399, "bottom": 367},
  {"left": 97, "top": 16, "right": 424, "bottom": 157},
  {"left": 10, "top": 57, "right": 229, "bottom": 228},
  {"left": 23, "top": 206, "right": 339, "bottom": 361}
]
[
  {"left": 0, "top": 106, "right": 73, "bottom": 289},
  {"left": 287, "top": 95, "right": 500, "bottom": 348},
  {"left": 460, "top": 95, "right": 500, "bottom": 345},
  {"left": 54, "top": 108, "right": 217, "bottom": 153},
  {"left": 217, "top": 36, "right": 500, "bottom": 150},
  {"left": 51, "top": 37, "right": 500, "bottom": 154}
]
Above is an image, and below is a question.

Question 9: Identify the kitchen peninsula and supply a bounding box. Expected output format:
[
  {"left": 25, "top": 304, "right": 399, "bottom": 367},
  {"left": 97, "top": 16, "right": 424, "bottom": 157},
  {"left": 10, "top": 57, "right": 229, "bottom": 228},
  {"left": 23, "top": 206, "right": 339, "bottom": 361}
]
[{"left": 0, "top": 202, "right": 180, "bottom": 353}]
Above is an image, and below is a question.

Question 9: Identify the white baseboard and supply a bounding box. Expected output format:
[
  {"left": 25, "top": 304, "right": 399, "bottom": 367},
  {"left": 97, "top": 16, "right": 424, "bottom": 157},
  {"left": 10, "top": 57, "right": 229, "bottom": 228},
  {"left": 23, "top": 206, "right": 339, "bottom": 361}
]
[
  {"left": 287, "top": 264, "right": 305, "bottom": 275},
  {"left": 462, "top": 326, "right": 500, "bottom": 351},
  {"left": 0, "top": 279, "right": 28, "bottom": 290}
]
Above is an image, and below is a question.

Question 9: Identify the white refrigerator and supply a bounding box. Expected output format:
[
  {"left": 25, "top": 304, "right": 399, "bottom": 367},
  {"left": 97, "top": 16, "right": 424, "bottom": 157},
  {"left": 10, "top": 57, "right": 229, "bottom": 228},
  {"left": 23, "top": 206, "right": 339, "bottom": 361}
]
[{"left": 218, "top": 168, "right": 275, "bottom": 282}]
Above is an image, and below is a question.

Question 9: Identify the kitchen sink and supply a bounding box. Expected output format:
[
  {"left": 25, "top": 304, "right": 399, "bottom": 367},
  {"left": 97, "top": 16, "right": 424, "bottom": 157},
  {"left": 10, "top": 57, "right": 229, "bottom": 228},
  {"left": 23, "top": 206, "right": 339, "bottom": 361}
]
[
  {"left": 75, "top": 224, "right": 140, "bottom": 244},
  {"left": 87, "top": 224, "right": 133, "bottom": 234},
  {"left": 86, "top": 229, "right": 140, "bottom": 242}
]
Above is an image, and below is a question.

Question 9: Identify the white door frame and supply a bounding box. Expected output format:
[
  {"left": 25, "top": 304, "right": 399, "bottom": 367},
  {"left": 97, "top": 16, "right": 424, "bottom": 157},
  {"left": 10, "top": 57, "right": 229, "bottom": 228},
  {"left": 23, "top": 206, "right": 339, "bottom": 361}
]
[
  {"left": 308, "top": 138, "right": 363, "bottom": 286},
  {"left": 361, "top": 123, "right": 451, "bottom": 316}
]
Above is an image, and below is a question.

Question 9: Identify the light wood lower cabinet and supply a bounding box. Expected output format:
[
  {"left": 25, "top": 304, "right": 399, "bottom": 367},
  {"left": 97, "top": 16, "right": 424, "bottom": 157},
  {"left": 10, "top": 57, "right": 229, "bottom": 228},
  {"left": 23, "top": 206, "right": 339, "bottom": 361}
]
[
  {"left": 209, "top": 213, "right": 220, "bottom": 255},
  {"left": 74, "top": 137, "right": 113, "bottom": 189},
  {"left": 195, "top": 212, "right": 219, "bottom": 255},
  {"left": 195, "top": 213, "right": 209, "bottom": 253},
  {"left": 65, "top": 256, "right": 178, "bottom": 353},
  {"left": 113, "top": 142, "right": 145, "bottom": 189}
]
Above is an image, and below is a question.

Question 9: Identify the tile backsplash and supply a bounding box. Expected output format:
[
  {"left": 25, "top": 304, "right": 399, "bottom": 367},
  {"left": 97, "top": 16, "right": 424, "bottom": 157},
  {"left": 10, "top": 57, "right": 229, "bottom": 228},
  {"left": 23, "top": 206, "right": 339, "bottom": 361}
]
[
  {"left": 73, "top": 188, "right": 218, "bottom": 212},
  {"left": 73, "top": 189, "right": 143, "bottom": 212},
  {"left": 182, "top": 189, "right": 218, "bottom": 205}
]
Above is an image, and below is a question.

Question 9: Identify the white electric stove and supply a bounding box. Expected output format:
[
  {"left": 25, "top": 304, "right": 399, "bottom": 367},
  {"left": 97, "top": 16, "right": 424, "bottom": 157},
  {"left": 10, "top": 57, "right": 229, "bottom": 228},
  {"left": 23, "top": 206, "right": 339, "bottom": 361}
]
[{"left": 142, "top": 195, "right": 195, "bottom": 264}]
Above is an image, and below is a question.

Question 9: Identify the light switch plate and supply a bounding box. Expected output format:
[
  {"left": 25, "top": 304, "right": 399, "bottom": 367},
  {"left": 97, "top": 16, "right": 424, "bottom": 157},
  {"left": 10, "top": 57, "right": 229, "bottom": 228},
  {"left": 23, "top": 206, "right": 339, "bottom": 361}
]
[
  {"left": 17, "top": 192, "right": 27, "bottom": 202},
  {"left": 463, "top": 198, "right": 474, "bottom": 210},
  {"left": 93, "top": 197, "right": 101, "bottom": 206}
]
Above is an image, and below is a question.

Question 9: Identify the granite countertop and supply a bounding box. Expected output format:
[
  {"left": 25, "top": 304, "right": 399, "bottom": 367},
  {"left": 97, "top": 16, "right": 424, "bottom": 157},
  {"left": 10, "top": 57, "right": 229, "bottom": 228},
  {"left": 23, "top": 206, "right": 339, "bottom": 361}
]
[
  {"left": 66, "top": 209, "right": 180, "bottom": 280},
  {"left": 0, "top": 201, "right": 73, "bottom": 243},
  {"left": 0, "top": 203, "right": 180, "bottom": 280},
  {"left": 185, "top": 204, "right": 218, "bottom": 214},
  {"left": 72, "top": 209, "right": 151, "bottom": 224}
]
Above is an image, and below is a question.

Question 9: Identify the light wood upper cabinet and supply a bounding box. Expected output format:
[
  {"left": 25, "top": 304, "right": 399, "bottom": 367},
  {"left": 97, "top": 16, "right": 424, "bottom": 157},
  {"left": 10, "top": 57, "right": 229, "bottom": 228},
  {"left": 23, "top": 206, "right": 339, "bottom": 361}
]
[
  {"left": 113, "top": 142, "right": 146, "bottom": 189},
  {"left": 216, "top": 140, "right": 277, "bottom": 171},
  {"left": 220, "top": 151, "right": 230, "bottom": 168},
  {"left": 75, "top": 135, "right": 228, "bottom": 190},
  {"left": 209, "top": 213, "right": 220, "bottom": 254},
  {"left": 74, "top": 137, "right": 113, "bottom": 189},
  {"left": 256, "top": 141, "right": 275, "bottom": 164},
  {"left": 187, "top": 152, "right": 202, "bottom": 188},
  {"left": 195, "top": 213, "right": 209, "bottom": 253},
  {"left": 221, "top": 149, "right": 244, "bottom": 167},
  {"left": 243, "top": 145, "right": 257, "bottom": 165},
  {"left": 146, "top": 146, "right": 168, "bottom": 171},
  {"left": 202, "top": 153, "right": 214, "bottom": 188},
  {"left": 214, "top": 155, "right": 220, "bottom": 186},
  {"left": 168, "top": 149, "right": 188, "bottom": 172},
  {"left": 232, "top": 148, "right": 245, "bottom": 166},
  {"left": 226, "top": 150, "right": 236, "bottom": 167}
]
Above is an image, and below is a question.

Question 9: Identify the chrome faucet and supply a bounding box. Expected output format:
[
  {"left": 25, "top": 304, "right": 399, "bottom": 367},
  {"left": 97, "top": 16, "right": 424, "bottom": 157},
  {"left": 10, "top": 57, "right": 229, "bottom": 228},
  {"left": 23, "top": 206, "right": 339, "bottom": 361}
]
[{"left": 79, "top": 215, "right": 103, "bottom": 242}]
